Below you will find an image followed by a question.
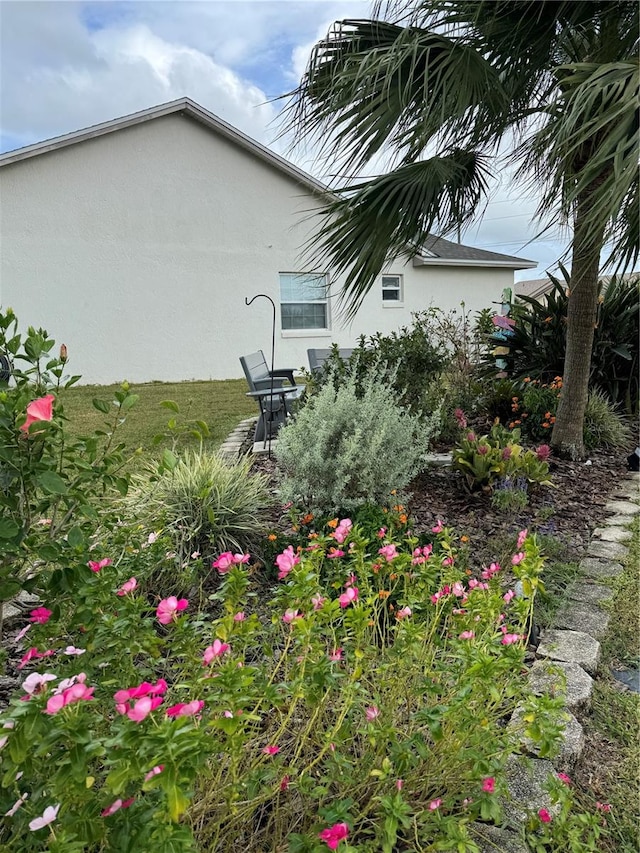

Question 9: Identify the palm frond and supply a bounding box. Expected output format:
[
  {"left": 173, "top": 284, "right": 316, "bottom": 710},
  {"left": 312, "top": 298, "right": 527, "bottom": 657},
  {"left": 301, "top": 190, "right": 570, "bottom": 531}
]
[{"left": 302, "top": 151, "right": 492, "bottom": 320}]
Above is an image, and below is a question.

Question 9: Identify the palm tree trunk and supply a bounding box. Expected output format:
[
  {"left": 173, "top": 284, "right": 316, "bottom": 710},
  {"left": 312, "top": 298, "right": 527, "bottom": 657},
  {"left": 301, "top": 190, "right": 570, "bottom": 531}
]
[{"left": 551, "top": 185, "right": 605, "bottom": 459}]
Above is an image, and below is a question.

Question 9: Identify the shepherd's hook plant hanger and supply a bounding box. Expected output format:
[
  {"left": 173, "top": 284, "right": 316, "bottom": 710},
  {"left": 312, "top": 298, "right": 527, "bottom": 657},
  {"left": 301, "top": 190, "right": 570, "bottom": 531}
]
[{"left": 245, "top": 293, "right": 276, "bottom": 458}]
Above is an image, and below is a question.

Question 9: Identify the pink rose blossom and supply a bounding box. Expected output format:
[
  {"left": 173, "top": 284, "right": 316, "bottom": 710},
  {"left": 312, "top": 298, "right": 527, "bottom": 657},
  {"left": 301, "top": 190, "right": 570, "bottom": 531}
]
[
  {"left": 156, "top": 596, "right": 188, "bottom": 624},
  {"left": 538, "top": 808, "right": 552, "bottom": 823},
  {"left": 20, "top": 394, "right": 55, "bottom": 434},
  {"left": 378, "top": 544, "right": 399, "bottom": 562},
  {"left": 429, "top": 799, "right": 442, "bottom": 810},
  {"left": 166, "top": 700, "right": 204, "bottom": 718},
  {"left": 503, "top": 589, "right": 515, "bottom": 604},
  {"left": 144, "top": 765, "right": 165, "bottom": 782},
  {"left": 116, "top": 577, "right": 137, "bottom": 596},
  {"left": 338, "top": 586, "right": 359, "bottom": 608},
  {"left": 365, "top": 705, "right": 380, "bottom": 721},
  {"left": 459, "top": 631, "right": 475, "bottom": 640},
  {"left": 262, "top": 744, "right": 280, "bottom": 755},
  {"left": 212, "top": 552, "right": 234, "bottom": 573},
  {"left": 28, "top": 803, "right": 60, "bottom": 831},
  {"left": 275, "top": 546, "right": 300, "bottom": 580},
  {"left": 319, "top": 822, "right": 349, "bottom": 850},
  {"left": 29, "top": 607, "right": 52, "bottom": 624},
  {"left": 482, "top": 777, "right": 495, "bottom": 793},
  {"left": 203, "top": 639, "right": 230, "bottom": 665},
  {"left": 87, "top": 558, "right": 112, "bottom": 573}
]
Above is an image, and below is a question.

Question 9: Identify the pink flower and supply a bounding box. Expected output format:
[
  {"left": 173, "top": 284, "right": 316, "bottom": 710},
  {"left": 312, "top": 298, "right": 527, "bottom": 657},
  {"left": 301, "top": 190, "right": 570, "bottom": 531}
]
[
  {"left": 396, "top": 606, "right": 412, "bottom": 620},
  {"left": 113, "top": 679, "right": 167, "bottom": 705},
  {"left": 144, "top": 765, "right": 165, "bottom": 782},
  {"left": 536, "top": 444, "right": 551, "bottom": 461},
  {"left": 365, "top": 705, "right": 379, "bottom": 721},
  {"left": 378, "top": 544, "right": 399, "bottom": 562},
  {"left": 467, "top": 431, "right": 476, "bottom": 442},
  {"left": 116, "top": 577, "right": 137, "bottom": 596},
  {"left": 482, "top": 777, "right": 495, "bottom": 793},
  {"left": 5, "top": 793, "right": 28, "bottom": 816},
  {"left": 452, "top": 582, "right": 465, "bottom": 597},
  {"left": 327, "top": 548, "right": 345, "bottom": 559},
  {"left": 44, "top": 681, "right": 94, "bottom": 714},
  {"left": 557, "top": 773, "right": 571, "bottom": 786},
  {"left": 454, "top": 408, "right": 467, "bottom": 428},
  {"left": 501, "top": 446, "right": 512, "bottom": 460},
  {"left": 156, "top": 596, "right": 188, "bottom": 624},
  {"left": 319, "top": 822, "right": 349, "bottom": 850},
  {"left": 503, "top": 589, "right": 515, "bottom": 604},
  {"left": 22, "top": 672, "right": 56, "bottom": 695},
  {"left": 511, "top": 552, "right": 525, "bottom": 566},
  {"left": 262, "top": 745, "right": 280, "bottom": 755},
  {"left": 126, "top": 695, "right": 163, "bottom": 722},
  {"left": 596, "top": 802, "right": 611, "bottom": 813},
  {"left": 0, "top": 721, "right": 14, "bottom": 750},
  {"left": 101, "top": 798, "right": 134, "bottom": 817},
  {"left": 329, "top": 648, "right": 343, "bottom": 661},
  {"left": 312, "top": 594, "right": 326, "bottom": 610},
  {"left": 28, "top": 803, "right": 60, "bottom": 831},
  {"left": 275, "top": 545, "right": 300, "bottom": 580},
  {"left": 233, "top": 553, "right": 250, "bottom": 564},
  {"left": 87, "top": 558, "right": 112, "bottom": 573},
  {"left": 338, "top": 586, "right": 359, "bottom": 608},
  {"left": 203, "top": 639, "right": 230, "bottom": 665},
  {"left": 233, "top": 611, "right": 246, "bottom": 622},
  {"left": 501, "top": 633, "right": 522, "bottom": 645},
  {"left": 431, "top": 520, "right": 444, "bottom": 533},
  {"left": 63, "top": 646, "right": 86, "bottom": 655},
  {"left": 212, "top": 552, "right": 234, "bottom": 573},
  {"left": 20, "top": 394, "right": 55, "bottom": 434},
  {"left": 377, "top": 527, "right": 387, "bottom": 538},
  {"left": 280, "top": 775, "right": 290, "bottom": 791},
  {"left": 29, "top": 607, "right": 52, "bottom": 624},
  {"left": 15, "top": 624, "right": 31, "bottom": 645},
  {"left": 166, "top": 700, "right": 204, "bottom": 718},
  {"left": 538, "top": 808, "right": 552, "bottom": 823},
  {"left": 459, "top": 630, "right": 475, "bottom": 640},
  {"left": 332, "top": 518, "right": 353, "bottom": 544},
  {"left": 282, "top": 608, "right": 302, "bottom": 624},
  {"left": 429, "top": 799, "right": 442, "bottom": 810},
  {"left": 396, "top": 779, "right": 403, "bottom": 791},
  {"left": 517, "top": 529, "right": 528, "bottom": 549},
  {"left": 147, "top": 531, "right": 159, "bottom": 544},
  {"left": 18, "top": 647, "right": 54, "bottom": 669}
]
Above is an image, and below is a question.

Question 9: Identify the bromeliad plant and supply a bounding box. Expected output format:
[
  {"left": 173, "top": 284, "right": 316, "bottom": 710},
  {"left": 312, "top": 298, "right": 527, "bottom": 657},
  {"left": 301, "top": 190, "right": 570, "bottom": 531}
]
[
  {"left": 453, "top": 423, "right": 553, "bottom": 495},
  {"left": 1, "top": 518, "right": 567, "bottom": 852}
]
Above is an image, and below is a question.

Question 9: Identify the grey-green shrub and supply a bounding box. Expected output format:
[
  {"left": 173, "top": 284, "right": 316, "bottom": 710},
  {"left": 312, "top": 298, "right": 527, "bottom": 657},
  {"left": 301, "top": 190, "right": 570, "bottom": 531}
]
[
  {"left": 583, "top": 388, "right": 633, "bottom": 450},
  {"left": 276, "top": 369, "right": 437, "bottom": 512},
  {"left": 133, "top": 451, "right": 272, "bottom": 561}
]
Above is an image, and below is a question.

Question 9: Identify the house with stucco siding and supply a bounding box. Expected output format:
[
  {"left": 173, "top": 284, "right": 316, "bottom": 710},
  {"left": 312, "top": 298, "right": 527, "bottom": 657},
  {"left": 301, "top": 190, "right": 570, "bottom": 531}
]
[{"left": 0, "top": 98, "right": 535, "bottom": 384}]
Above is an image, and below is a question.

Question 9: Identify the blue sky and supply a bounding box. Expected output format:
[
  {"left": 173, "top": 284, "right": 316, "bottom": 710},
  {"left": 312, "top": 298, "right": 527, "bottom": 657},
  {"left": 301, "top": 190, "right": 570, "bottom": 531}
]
[{"left": 0, "top": 0, "right": 568, "bottom": 279}]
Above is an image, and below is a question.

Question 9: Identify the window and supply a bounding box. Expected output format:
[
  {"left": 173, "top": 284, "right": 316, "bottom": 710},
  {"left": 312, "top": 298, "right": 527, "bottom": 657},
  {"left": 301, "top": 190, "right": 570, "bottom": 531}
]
[
  {"left": 280, "top": 273, "right": 329, "bottom": 330},
  {"left": 382, "top": 274, "right": 403, "bottom": 303}
]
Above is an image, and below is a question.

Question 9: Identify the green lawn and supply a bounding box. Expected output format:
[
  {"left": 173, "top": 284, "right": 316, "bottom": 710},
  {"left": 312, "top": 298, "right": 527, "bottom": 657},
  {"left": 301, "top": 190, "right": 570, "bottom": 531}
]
[{"left": 59, "top": 379, "right": 256, "bottom": 458}]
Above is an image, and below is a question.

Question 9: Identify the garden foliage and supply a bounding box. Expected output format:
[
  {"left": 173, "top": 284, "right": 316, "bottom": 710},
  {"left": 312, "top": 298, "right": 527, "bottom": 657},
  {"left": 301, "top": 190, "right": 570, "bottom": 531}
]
[{"left": 276, "top": 367, "right": 437, "bottom": 512}]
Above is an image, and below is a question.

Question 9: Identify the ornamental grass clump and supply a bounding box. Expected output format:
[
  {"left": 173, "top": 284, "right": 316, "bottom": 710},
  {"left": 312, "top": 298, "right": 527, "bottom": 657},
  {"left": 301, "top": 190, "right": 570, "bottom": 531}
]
[
  {"left": 276, "top": 368, "right": 437, "bottom": 512},
  {"left": 132, "top": 450, "right": 272, "bottom": 564},
  {"left": 1, "top": 519, "right": 607, "bottom": 852}
]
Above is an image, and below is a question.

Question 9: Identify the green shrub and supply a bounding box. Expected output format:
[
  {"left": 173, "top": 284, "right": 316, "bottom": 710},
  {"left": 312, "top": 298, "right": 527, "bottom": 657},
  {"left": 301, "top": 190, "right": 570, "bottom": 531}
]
[
  {"left": 276, "top": 368, "right": 437, "bottom": 512},
  {"left": 583, "top": 388, "right": 633, "bottom": 450},
  {"left": 133, "top": 451, "right": 272, "bottom": 564},
  {"left": 480, "top": 269, "right": 640, "bottom": 413}
]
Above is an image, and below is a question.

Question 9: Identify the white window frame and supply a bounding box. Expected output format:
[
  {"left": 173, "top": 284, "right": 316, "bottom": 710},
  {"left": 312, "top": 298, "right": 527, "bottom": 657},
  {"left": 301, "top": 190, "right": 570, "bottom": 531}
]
[
  {"left": 279, "top": 272, "right": 331, "bottom": 335},
  {"left": 381, "top": 274, "right": 403, "bottom": 306}
]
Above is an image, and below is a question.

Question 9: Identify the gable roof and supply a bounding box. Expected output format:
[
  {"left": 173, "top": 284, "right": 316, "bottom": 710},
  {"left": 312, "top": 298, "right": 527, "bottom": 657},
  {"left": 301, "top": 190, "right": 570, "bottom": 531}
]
[{"left": 0, "top": 97, "right": 535, "bottom": 270}]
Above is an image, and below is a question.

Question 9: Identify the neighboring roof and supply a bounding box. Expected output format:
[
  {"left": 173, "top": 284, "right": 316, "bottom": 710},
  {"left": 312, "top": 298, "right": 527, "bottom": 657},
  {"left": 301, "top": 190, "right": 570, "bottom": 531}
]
[
  {"left": 414, "top": 234, "right": 536, "bottom": 270},
  {"left": 516, "top": 272, "right": 640, "bottom": 299},
  {"left": 0, "top": 97, "right": 536, "bottom": 270}
]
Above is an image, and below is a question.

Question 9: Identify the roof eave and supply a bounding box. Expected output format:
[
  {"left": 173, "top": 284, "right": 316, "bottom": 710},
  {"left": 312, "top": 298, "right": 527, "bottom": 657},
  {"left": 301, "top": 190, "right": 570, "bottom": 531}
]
[{"left": 413, "top": 256, "right": 537, "bottom": 270}]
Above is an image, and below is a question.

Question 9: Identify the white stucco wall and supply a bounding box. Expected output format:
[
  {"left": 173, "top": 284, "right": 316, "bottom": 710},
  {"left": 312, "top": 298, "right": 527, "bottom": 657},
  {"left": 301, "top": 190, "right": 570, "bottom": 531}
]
[{"left": 0, "top": 114, "right": 515, "bottom": 384}]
